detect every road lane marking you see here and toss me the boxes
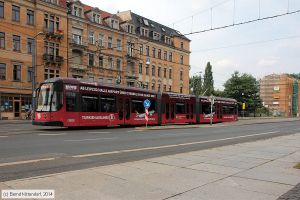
[72,131,280,158]
[38,133,67,136]
[0,136,8,138]
[88,132,111,134]
[127,130,144,133]
[0,157,57,167]
[64,137,116,142]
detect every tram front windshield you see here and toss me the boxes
[36,83,63,112]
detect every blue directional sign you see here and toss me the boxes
[143,99,151,109]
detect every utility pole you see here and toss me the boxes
[32,32,45,118]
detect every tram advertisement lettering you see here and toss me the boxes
[82,114,115,120]
[80,86,155,98]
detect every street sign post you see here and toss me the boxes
[143,99,151,128]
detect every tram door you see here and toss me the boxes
[124,98,131,124]
[216,104,222,122]
[118,97,124,124]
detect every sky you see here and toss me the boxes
[81,0,300,90]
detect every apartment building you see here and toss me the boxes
[0,0,191,119]
[260,74,299,117]
[67,0,138,85]
[117,11,191,94]
[0,0,68,119]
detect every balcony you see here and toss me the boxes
[126,54,139,62]
[70,39,87,51]
[70,64,87,71]
[126,71,138,80]
[43,54,64,65]
[43,28,64,40]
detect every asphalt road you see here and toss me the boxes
[0,120,300,181]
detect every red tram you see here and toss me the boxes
[33,78,237,127]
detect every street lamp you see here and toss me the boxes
[31,32,45,116]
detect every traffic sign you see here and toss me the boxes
[143,99,151,109]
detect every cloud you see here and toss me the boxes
[216,59,234,69]
[257,58,278,67]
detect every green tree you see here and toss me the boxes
[289,73,300,79]
[203,62,214,96]
[223,71,262,116]
[190,75,202,96]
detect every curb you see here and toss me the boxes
[135,119,300,131]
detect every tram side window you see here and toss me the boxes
[82,94,99,112]
[131,99,144,114]
[202,103,215,114]
[100,95,116,113]
[66,92,77,112]
[223,105,235,114]
[149,101,156,113]
[176,103,185,114]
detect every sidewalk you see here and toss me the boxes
[1,133,300,200]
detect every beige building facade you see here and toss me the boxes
[260,74,299,117]
[0,0,68,119]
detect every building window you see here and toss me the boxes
[0,32,5,49]
[108,37,112,48]
[0,1,3,18]
[146,65,149,75]
[180,87,183,93]
[169,52,173,62]
[158,49,161,59]
[1,96,13,112]
[152,47,156,58]
[139,44,143,55]
[163,85,166,92]
[151,83,155,90]
[158,84,161,92]
[152,65,155,76]
[116,59,121,71]
[72,33,82,45]
[27,38,34,54]
[139,63,142,74]
[107,78,113,84]
[127,24,134,33]
[108,57,113,69]
[169,69,172,79]
[169,86,172,92]
[88,31,94,44]
[44,41,59,56]
[13,64,21,81]
[144,82,149,89]
[13,35,20,51]
[158,67,161,77]
[12,5,20,22]
[99,56,103,68]
[0,63,6,80]
[181,42,184,49]
[117,39,122,51]
[27,10,34,25]
[163,68,167,78]
[146,46,149,56]
[89,77,94,81]
[27,66,33,82]
[93,13,100,23]
[44,14,59,32]
[88,53,94,66]
[73,6,82,17]
[98,33,103,47]
[44,68,59,79]
[180,71,183,81]
[164,51,167,60]
[180,55,184,64]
